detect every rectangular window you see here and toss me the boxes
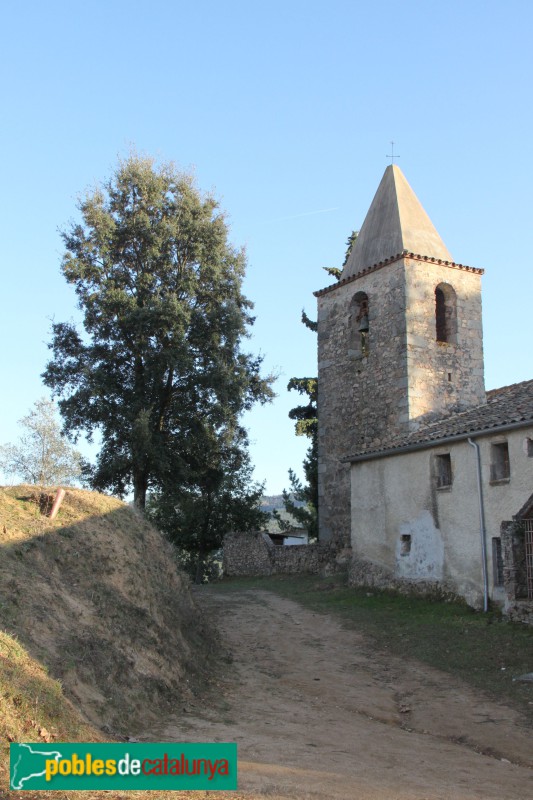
[490,442,510,482]
[492,537,504,587]
[400,534,412,556]
[435,453,452,488]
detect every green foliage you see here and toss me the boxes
[272,462,317,539]
[287,377,317,438]
[342,229,358,267]
[275,374,318,540]
[301,309,318,332]
[43,154,274,512]
[173,549,223,584]
[148,436,268,582]
[0,398,83,486]
[323,266,342,280]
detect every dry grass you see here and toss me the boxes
[0,628,106,794]
[0,633,252,800]
[0,486,247,799]
[0,486,222,735]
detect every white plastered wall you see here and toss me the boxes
[350,427,533,607]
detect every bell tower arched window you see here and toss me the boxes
[435,283,457,344]
[352,291,369,357]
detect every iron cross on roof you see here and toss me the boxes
[386,141,400,164]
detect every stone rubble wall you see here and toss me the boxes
[500,519,533,623]
[501,520,529,600]
[223,531,348,577]
[503,601,533,625]
[348,555,464,604]
[350,551,533,622]
[224,532,533,624]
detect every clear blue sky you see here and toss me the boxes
[1,0,531,493]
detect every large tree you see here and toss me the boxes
[0,397,82,486]
[43,154,273,510]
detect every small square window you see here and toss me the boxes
[400,534,411,555]
[490,442,510,483]
[435,453,452,488]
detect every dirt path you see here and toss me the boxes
[146,587,533,800]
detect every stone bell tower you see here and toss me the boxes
[316,165,485,544]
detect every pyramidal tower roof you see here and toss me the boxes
[343,165,453,279]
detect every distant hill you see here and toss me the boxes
[261,494,284,513]
[261,494,306,532]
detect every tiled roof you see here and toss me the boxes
[346,379,533,462]
[314,251,483,298]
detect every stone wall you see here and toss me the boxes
[225,531,533,622]
[403,260,485,423]
[501,520,529,600]
[350,536,533,622]
[501,512,533,623]
[316,256,484,546]
[503,601,533,626]
[316,259,407,546]
[348,555,462,604]
[223,531,274,576]
[223,531,345,577]
[504,600,533,625]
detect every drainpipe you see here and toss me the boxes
[468,438,489,612]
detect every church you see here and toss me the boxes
[315,165,533,615]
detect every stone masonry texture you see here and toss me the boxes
[223,531,345,577]
[316,256,485,545]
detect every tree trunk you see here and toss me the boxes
[194,555,205,585]
[133,471,148,511]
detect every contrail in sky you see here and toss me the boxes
[263,206,339,223]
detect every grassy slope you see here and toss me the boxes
[0,629,107,796]
[0,486,220,734]
[0,628,250,800]
[0,486,238,799]
[1,628,252,800]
